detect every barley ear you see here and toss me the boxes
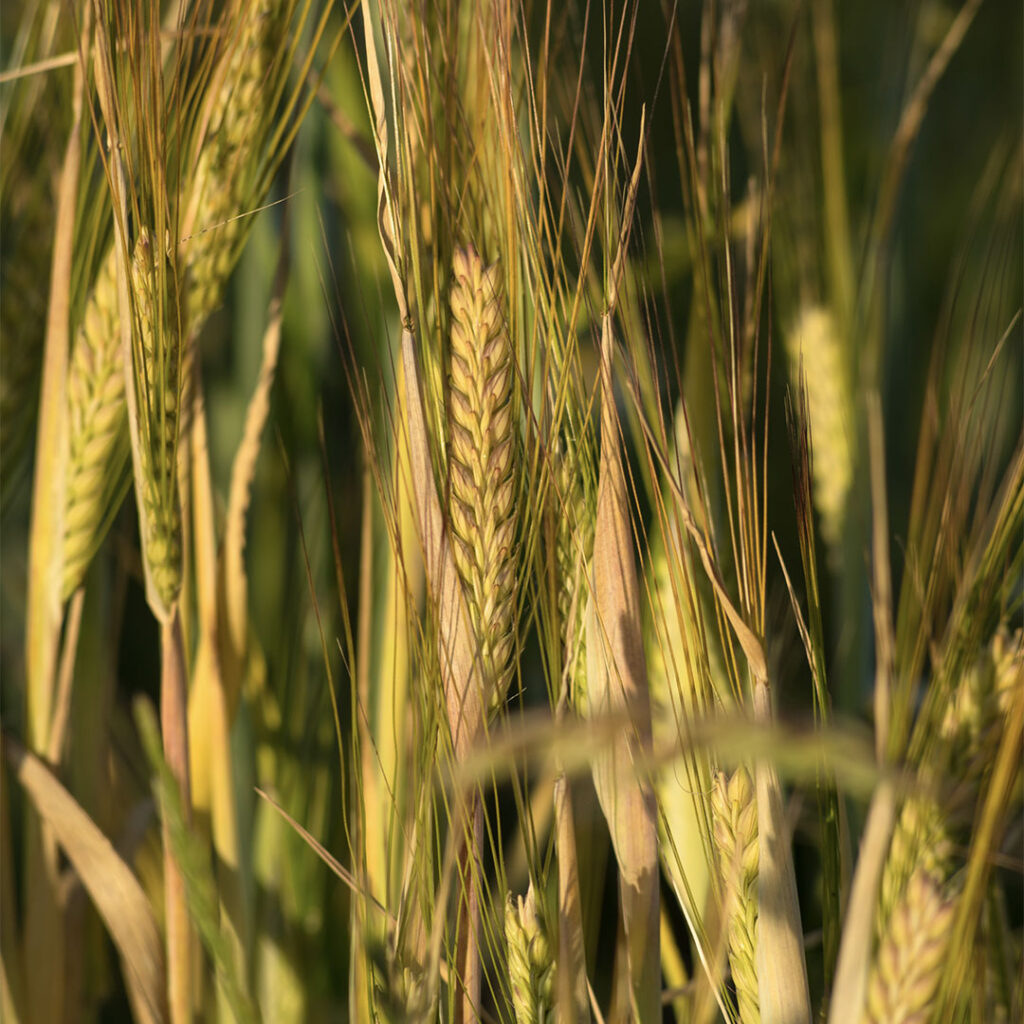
[877,797,950,933]
[61,249,129,599]
[447,245,517,716]
[505,886,555,1024]
[711,768,760,1024]
[61,0,290,599]
[785,306,852,556]
[554,445,593,707]
[864,869,955,1024]
[127,230,183,618]
[583,313,660,1023]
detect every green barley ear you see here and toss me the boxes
[447,244,517,715]
[505,886,555,1024]
[366,933,431,1024]
[784,305,852,556]
[864,869,955,1024]
[62,252,129,599]
[182,0,288,331]
[128,229,183,616]
[553,444,593,707]
[879,627,1023,929]
[711,767,760,1024]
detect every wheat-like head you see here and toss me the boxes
[864,868,955,1024]
[879,627,1022,930]
[184,0,284,331]
[130,229,183,613]
[60,0,288,599]
[447,244,516,715]
[785,305,852,556]
[553,445,593,705]
[505,887,555,1024]
[711,766,760,1024]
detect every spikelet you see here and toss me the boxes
[504,886,555,1024]
[784,306,852,554]
[940,627,1021,819]
[711,767,760,1024]
[863,869,955,1024]
[447,245,516,715]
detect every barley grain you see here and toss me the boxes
[131,230,183,613]
[184,0,283,331]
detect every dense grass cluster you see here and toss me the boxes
[1,1,1021,1022]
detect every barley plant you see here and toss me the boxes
[1,1,1021,1023]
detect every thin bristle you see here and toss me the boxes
[554,445,592,705]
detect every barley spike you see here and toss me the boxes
[447,244,516,715]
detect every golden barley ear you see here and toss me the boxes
[447,244,517,715]
[183,0,288,331]
[864,869,956,1024]
[129,229,184,614]
[60,0,294,600]
[878,627,1023,931]
[505,886,555,1024]
[62,248,129,599]
[784,305,852,557]
[711,767,760,1024]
